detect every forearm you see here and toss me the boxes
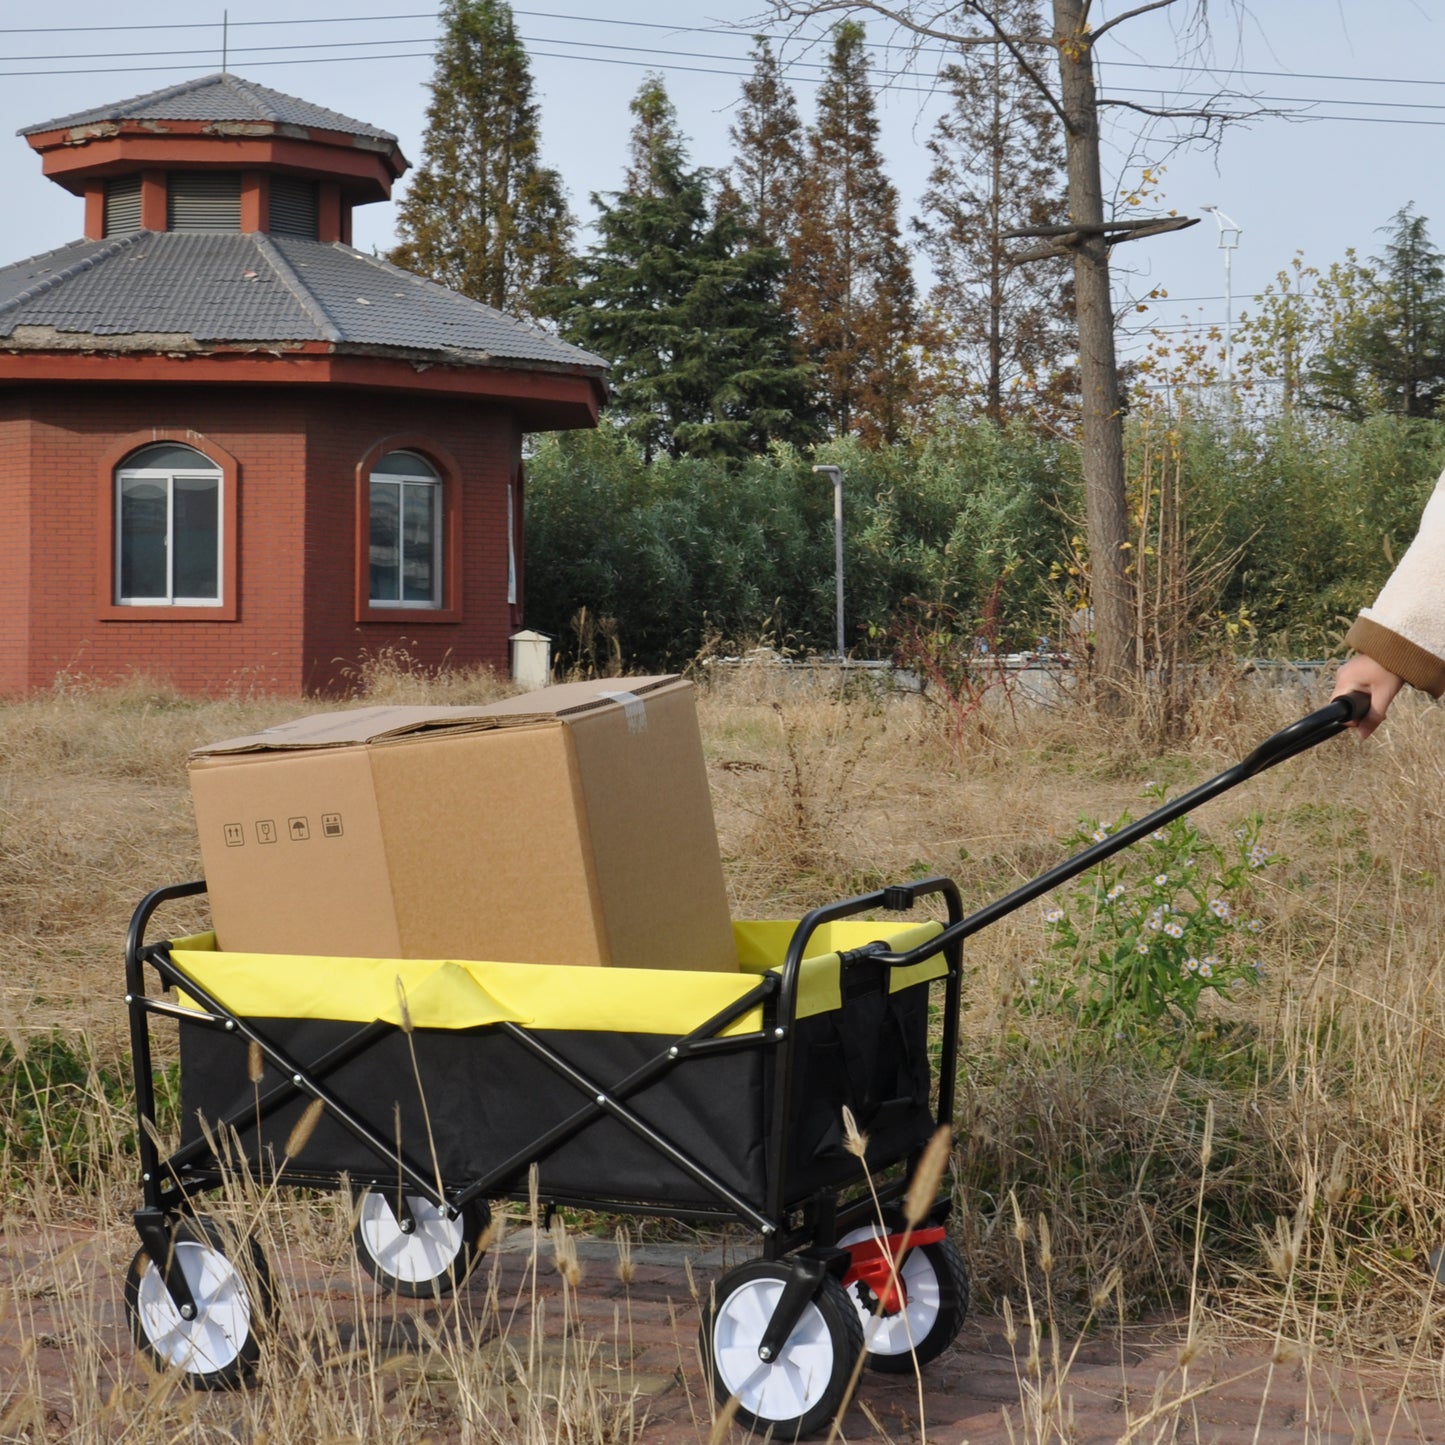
[1344,467,1445,698]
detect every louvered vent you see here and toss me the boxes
[167,172,241,231]
[269,176,319,239]
[103,175,143,236]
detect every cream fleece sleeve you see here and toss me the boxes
[1344,466,1445,697]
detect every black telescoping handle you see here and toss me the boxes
[871,691,1370,967]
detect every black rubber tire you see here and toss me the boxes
[839,1218,969,1372]
[124,1215,271,1389]
[700,1259,865,1439]
[351,1189,490,1297]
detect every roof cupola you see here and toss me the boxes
[20,72,409,245]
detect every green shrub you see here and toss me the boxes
[0,1032,175,1190]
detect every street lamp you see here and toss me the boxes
[1201,204,1243,380]
[811,464,845,659]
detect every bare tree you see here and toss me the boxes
[767,0,1250,697]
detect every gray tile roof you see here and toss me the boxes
[20,73,397,144]
[0,231,604,374]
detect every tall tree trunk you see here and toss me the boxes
[1052,0,1132,697]
[987,41,1004,423]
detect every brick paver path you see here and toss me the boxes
[6,1221,1445,1442]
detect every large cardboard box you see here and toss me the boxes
[188,677,737,972]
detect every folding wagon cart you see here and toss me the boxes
[120,693,1367,1438]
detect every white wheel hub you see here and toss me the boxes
[711,1277,835,1420]
[357,1193,464,1284]
[134,1239,252,1374]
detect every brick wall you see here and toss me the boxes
[0,398,32,694]
[303,395,521,692]
[7,382,523,696]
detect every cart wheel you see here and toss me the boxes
[700,1260,864,1439]
[838,1218,969,1372]
[352,1189,490,1297]
[124,1215,271,1389]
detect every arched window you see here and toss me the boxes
[369,450,442,608]
[115,443,223,606]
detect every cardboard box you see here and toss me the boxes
[188,677,738,972]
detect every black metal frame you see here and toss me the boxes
[122,693,1365,1354]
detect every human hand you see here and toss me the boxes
[1332,655,1405,739]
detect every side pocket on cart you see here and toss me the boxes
[793,1037,852,1165]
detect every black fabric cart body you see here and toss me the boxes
[129,895,962,1241]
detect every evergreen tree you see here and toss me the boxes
[789,21,918,446]
[727,37,806,254]
[390,0,572,318]
[914,0,1074,425]
[1302,208,1445,420]
[624,72,690,198]
[1362,205,1445,418]
[551,75,819,462]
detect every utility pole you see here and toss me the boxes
[1201,204,1243,380]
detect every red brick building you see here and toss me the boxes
[0,73,605,694]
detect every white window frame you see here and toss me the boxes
[369,456,444,610]
[114,456,224,607]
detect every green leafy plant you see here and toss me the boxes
[0,1033,177,1188]
[1038,784,1276,1034]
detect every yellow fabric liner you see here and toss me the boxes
[168,919,946,1037]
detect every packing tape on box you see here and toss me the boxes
[598,690,648,732]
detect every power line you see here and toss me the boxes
[7,27,1445,129]
[8,5,1445,105]
[0,12,434,33]
[0,52,439,80]
[1106,84,1445,116]
[3,6,1445,144]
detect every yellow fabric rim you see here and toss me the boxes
[168,918,947,1037]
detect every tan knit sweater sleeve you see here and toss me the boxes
[1344,466,1445,697]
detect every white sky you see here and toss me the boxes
[1,0,1441,367]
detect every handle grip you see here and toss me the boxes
[1337,689,1371,723]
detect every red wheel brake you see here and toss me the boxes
[841,1224,946,1315]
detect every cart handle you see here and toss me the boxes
[778,876,963,987]
[125,879,208,995]
[869,690,1369,969]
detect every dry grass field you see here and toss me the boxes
[3,659,1445,1441]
